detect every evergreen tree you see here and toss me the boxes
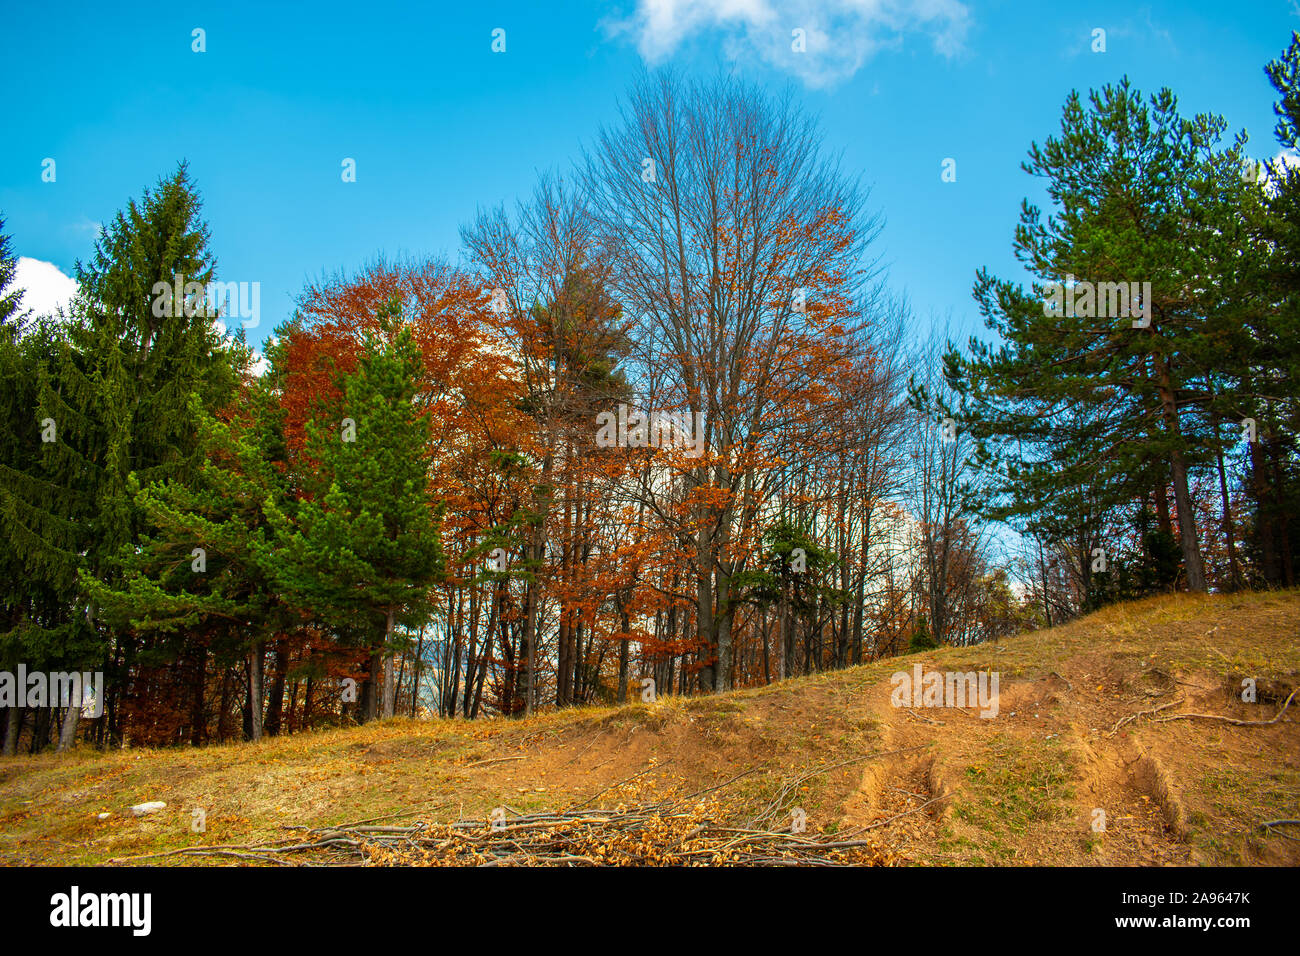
[84,374,289,742]
[266,297,443,722]
[735,521,840,678]
[1242,34,1300,587]
[0,218,57,752]
[0,216,24,329]
[909,614,937,652]
[2,165,245,746]
[945,79,1254,594]
[0,217,103,752]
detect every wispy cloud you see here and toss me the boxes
[605,0,971,89]
[67,217,103,238]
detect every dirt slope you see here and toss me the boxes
[1,590,1296,865]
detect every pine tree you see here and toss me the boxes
[945,79,1254,594]
[735,521,840,679]
[1242,34,1300,587]
[266,297,443,722]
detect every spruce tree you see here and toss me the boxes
[3,165,245,745]
[84,374,288,742]
[0,216,24,329]
[0,217,105,751]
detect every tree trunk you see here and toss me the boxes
[57,699,81,753]
[1154,355,1206,591]
[1247,439,1279,585]
[382,608,396,720]
[1271,439,1296,586]
[31,706,50,754]
[715,582,734,692]
[218,667,233,742]
[556,612,571,707]
[617,606,630,703]
[3,705,22,756]
[695,478,717,692]
[761,613,771,684]
[1037,537,1052,628]
[470,622,493,719]
[1214,440,1241,591]
[1168,449,1207,592]
[779,574,792,681]
[573,622,585,703]
[447,591,461,716]
[462,591,477,718]
[248,642,265,741]
[364,650,380,722]
[1153,482,1174,538]
[190,649,207,745]
[854,502,870,664]
[265,643,288,736]
[412,625,425,718]
[522,542,538,717]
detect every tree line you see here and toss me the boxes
[2,45,1297,751]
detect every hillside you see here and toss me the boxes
[1,591,1297,866]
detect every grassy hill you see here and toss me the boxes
[2,590,1297,866]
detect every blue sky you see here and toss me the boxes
[2,1,1296,353]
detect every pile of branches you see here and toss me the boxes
[117,798,904,866]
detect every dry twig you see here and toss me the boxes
[1152,690,1295,727]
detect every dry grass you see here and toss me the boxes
[1,589,1296,866]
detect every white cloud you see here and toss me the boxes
[245,335,276,377]
[13,257,78,318]
[606,0,971,88]
[1264,150,1300,196]
[1239,151,1300,198]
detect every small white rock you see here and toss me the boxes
[97,812,111,820]
[130,801,167,816]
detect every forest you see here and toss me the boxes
[2,36,1298,753]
